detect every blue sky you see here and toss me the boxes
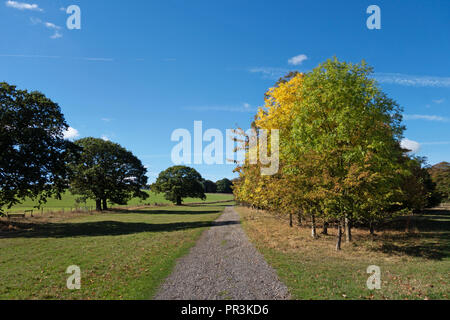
[1,0,449,182]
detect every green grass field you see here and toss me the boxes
[2,191,233,214]
[0,201,233,299]
[237,206,449,300]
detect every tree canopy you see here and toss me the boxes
[429,162,450,203]
[0,82,76,212]
[68,137,148,211]
[233,58,436,250]
[202,180,217,193]
[216,178,233,193]
[152,166,206,205]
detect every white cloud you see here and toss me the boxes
[403,114,449,122]
[243,103,251,109]
[50,31,62,39]
[63,127,80,140]
[5,0,43,11]
[28,17,63,39]
[401,138,421,153]
[101,118,112,122]
[45,22,60,30]
[101,135,110,141]
[288,54,308,66]
[375,73,450,88]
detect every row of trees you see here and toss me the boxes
[233,58,443,250]
[201,178,233,194]
[0,82,150,211]
[1,81,222,212]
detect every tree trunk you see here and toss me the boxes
[369,222,375,236]
[322,221,329,235]
[176,196,182,206]
[289,213,293,227]
[405,215,411,233]
[297,210,303,226]
[311,213,317,239]
[345,215,352,242]
[336,220,343,251]
[96,199,102,211]
[102,198,108,211]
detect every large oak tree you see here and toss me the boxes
[0,82,76,213]
[152,166,205,205]
[68,137,148,211]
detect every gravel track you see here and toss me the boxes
[154,206,290,300]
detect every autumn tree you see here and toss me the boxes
[288,58,406,249]
[234,58,409,250]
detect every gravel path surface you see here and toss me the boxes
[154,206,290,300]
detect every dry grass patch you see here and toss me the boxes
[237,206,449,300]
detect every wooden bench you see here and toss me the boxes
[5,210,33,219]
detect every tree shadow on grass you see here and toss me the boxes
[108,205,233,215]
[0,219,240,239]
[370,209,450,261]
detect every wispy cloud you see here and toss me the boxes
[433,98,445,104]
[0,54,60,58]
[29,17,63,39]
[80,57,114,62]
[0,54,116,61]
[50,31,62,39]
[248,67,290,80]
[5,0,43,12]
[44,22,60,30]
[101,135,110,142]
[401,138,421,153]
[288,54,308,66]
[185,103,257,113]
[374,73,450,88]
[63,127,80,140]
[101,118,113,122]
[421,141,450,146]
[403,114,449,122]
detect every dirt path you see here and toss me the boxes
[154,206,290,300]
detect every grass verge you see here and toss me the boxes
[0,203,232,299]
[236,206,449,300]
[2,192,234,214]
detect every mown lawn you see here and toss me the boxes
[2,192,233,213]
[0,202,232,299]
[237,206,449,300]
